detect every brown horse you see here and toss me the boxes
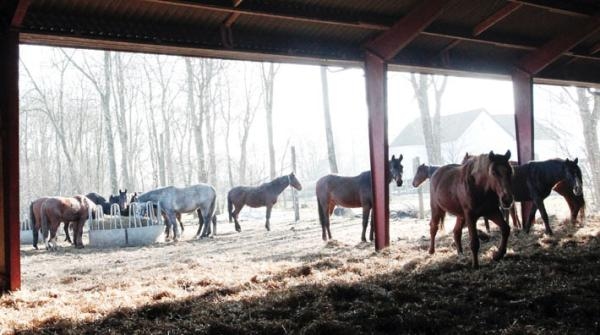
[428,151,513,268]
[228,173,302,232]
[40,195,97,250]
[316,155,404,242]
[29,196,73,250]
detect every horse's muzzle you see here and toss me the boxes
[396,180,403,187]
[573,185,583,196]
[500,195,514,210]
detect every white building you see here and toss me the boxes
[390,108,562,177]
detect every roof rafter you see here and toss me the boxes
[472,2,522,37]
[518,14,600,74]
[363,0,452,61]
[9,0,30,28]
[508,0,595,18]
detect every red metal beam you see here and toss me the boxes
[512,68,534,231]
[10,0,31,28]
[472,3,522,37]
[518,14,600,74]
[364,51,389,251]
[0,28,21,292]
[364,0,451,60]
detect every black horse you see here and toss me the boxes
[86,189,128,215]
[512,158,583,235]
[316,155,404,242]
[228,173,303,232]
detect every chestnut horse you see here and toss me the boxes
[228,173,303,232]
[40,195,97,250]
[29,196,72,250]
[316,155,404,242]
[428,151,513,268]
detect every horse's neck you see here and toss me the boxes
[268,176,289,194]
[537,160,565,185]
[427,166,439,177]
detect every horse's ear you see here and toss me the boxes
[504,150,511,160]
[119,189,122,193]
[399,154,403,161]
[124,189,127,193]
[488,151,495,160]
[391,155,396,160]
[574,158,578,164]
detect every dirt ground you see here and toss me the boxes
[1,196,599,334]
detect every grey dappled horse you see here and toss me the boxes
[136,184,217,240]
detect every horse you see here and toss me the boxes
[135,184,217,240]
[428,151,513,268]
[412,163,517,233]
[227,172,303,232]
[40,195,97,250]
[86,189,128,215]
[512,158,583,235]
[29,196,73,249]
[316,155,404,242]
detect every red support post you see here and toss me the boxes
[512,68,534,229]
[364,51,389,251]
[0,28,21,292]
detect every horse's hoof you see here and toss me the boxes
[235,228,242,233]
[492,251,504,261]
[428,249,435,255]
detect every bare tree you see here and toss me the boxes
[563,87,600,205]
[238,65,262,184]
[111,52,131,190]
[409,73,447,165]
[63,50,119,192]
[320,65,339,173]
[262,62,279,179]
[219,76,235,188]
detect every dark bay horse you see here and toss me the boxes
[512,158,583,235]
[29,196,72,249]
[316,155,404,242]
[135,184,217,240]
[40,195,97,250]
[228,172,302,232]
[86,189,128,215]
[428,151,513,268]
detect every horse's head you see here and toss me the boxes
[412,163,428,188]
[389,154,404,187]
[564,158,583,196]
[288,172,303,191]
[130,192,139,203]
[113,189,128,211]
[487,150,514,209]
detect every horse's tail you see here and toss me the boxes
[227,193,233,223]
[30,201,39,249]
[579,196,586,223]
[40,202,49,247]
[317,196,326,229]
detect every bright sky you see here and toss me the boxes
[19,45,586,180]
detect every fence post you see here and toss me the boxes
[413,157,424,219]
[291,146,300,222]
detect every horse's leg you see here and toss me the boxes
[49,220,59,251]
[326,202,334,240]
[535,197,553,235]
[510,206,521,229]
[233,203,243,233]
[177,212,184,232]
[165,211,179,241]
[453,217,464,255]
[464,213,480,269]
[195,209,204,237]
[524,202,539,234]
[265,204,272,231]
[428,207,443,254]
[487,210,510,262]
[64,221,73,244]
[361,206,370,242]
[484,218,490,233]
[74,219,85,248]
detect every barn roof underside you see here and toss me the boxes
[2,0,600,86]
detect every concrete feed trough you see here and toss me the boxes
[87,203,164,248]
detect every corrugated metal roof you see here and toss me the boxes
[7,0,600,85]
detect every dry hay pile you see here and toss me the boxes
[1,212,600,334]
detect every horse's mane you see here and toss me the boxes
[461,153,492,182]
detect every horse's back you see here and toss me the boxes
[429,164,464,215]
[316,172,367,208]
[170,184,216,213]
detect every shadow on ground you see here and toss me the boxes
[14,223,600,335]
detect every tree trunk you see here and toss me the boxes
[112,53,131,190]
[262,62,278,179]
[320,66,339,173]
[576,88,600,205]
[156,56,174,185]
[409,73,444,165]
[102,52,119,193]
